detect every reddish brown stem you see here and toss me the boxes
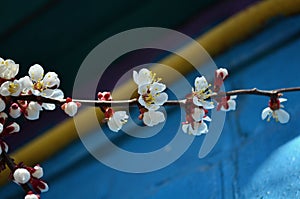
[9,87,300,106]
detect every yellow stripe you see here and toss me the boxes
[1,0,300,186]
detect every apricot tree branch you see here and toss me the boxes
[9,86,300,106]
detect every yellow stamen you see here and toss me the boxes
[34,81,44,91]
[8,83,19,94]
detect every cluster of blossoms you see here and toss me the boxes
[133,69,167,127]
[98,92,129,132]
[0,57,81,198]
[182,68,237,136]
[13,164,48,198]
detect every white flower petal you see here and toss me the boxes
[31,89,41,96]
[107,117,119,132]
[182,123,197,135]
[203,115,212,122]
[216,68,228,79]
[25,102,42,120]
[42,103,56,110]
[29,64,44,82]
[138,96,146,107]
[194,76,208,91]
[32,165,43,179]
[261,107,272,120]
[9,104,22,118]
[13,168,30,184]
[43,72,60,88]
[39,181,49,192]
[1,63,19,79]
[133,68,152,85]
[8,122,20,133]
[153,92,168,105]
[19,76,33,91]
[25,193,39,199]
[182,123,189,134]
[107,111,128,132]
[64,102,78,117]
[198,122,209,135]
[50,89,64,99]
[151,82,166,93]
[143,110,165,126]
[227,99,236,111]
[40,89,54,98]
[0,98,5,112]
[0,123,3,134]
[146,104,160,111]
[192,108,205,122]
[279,98,287,103]
[0,82,11,96]
[276,109,290,124]
[201,100,215,109]
[137,84,149,95]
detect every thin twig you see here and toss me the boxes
[8,87,300,107]
[1,151,32,193]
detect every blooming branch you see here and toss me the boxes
[0,57,299,199]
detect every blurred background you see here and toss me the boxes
[1,0,300,198]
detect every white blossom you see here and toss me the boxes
[261,98,289,124]
[0,80,22,96]
[22,64,62,98]
[25,193,40,199]
[32,165,43,179]
[182,107,211,136]
[63,101,78,117]
[25,102,42,120]
[0,58,19,79]
[216,68,228,79]
[107,111,129,132]
[192,76,214,109]
[138,82,168,110]
[133,68,152,86]
[218,95,237,112]
[182,121,208,136]
[143,110,165,126]
[13,168,31,184]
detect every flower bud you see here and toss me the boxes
[25,192,40,199]
[0,98,5,112]
[63,101,78,117]
[32,165,43,179]
[9,103,22,118]
[13,168,30,184]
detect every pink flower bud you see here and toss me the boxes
[32,165,43,179]
[25,191,40,199]
[98,91,112,101]
[4,122,20,134]
[9,103,22,118]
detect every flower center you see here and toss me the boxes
[34,81,44,91]
[194,88,212,101]
[143,93,155,105]
[8,83,19,94]
[269,99,280,110]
